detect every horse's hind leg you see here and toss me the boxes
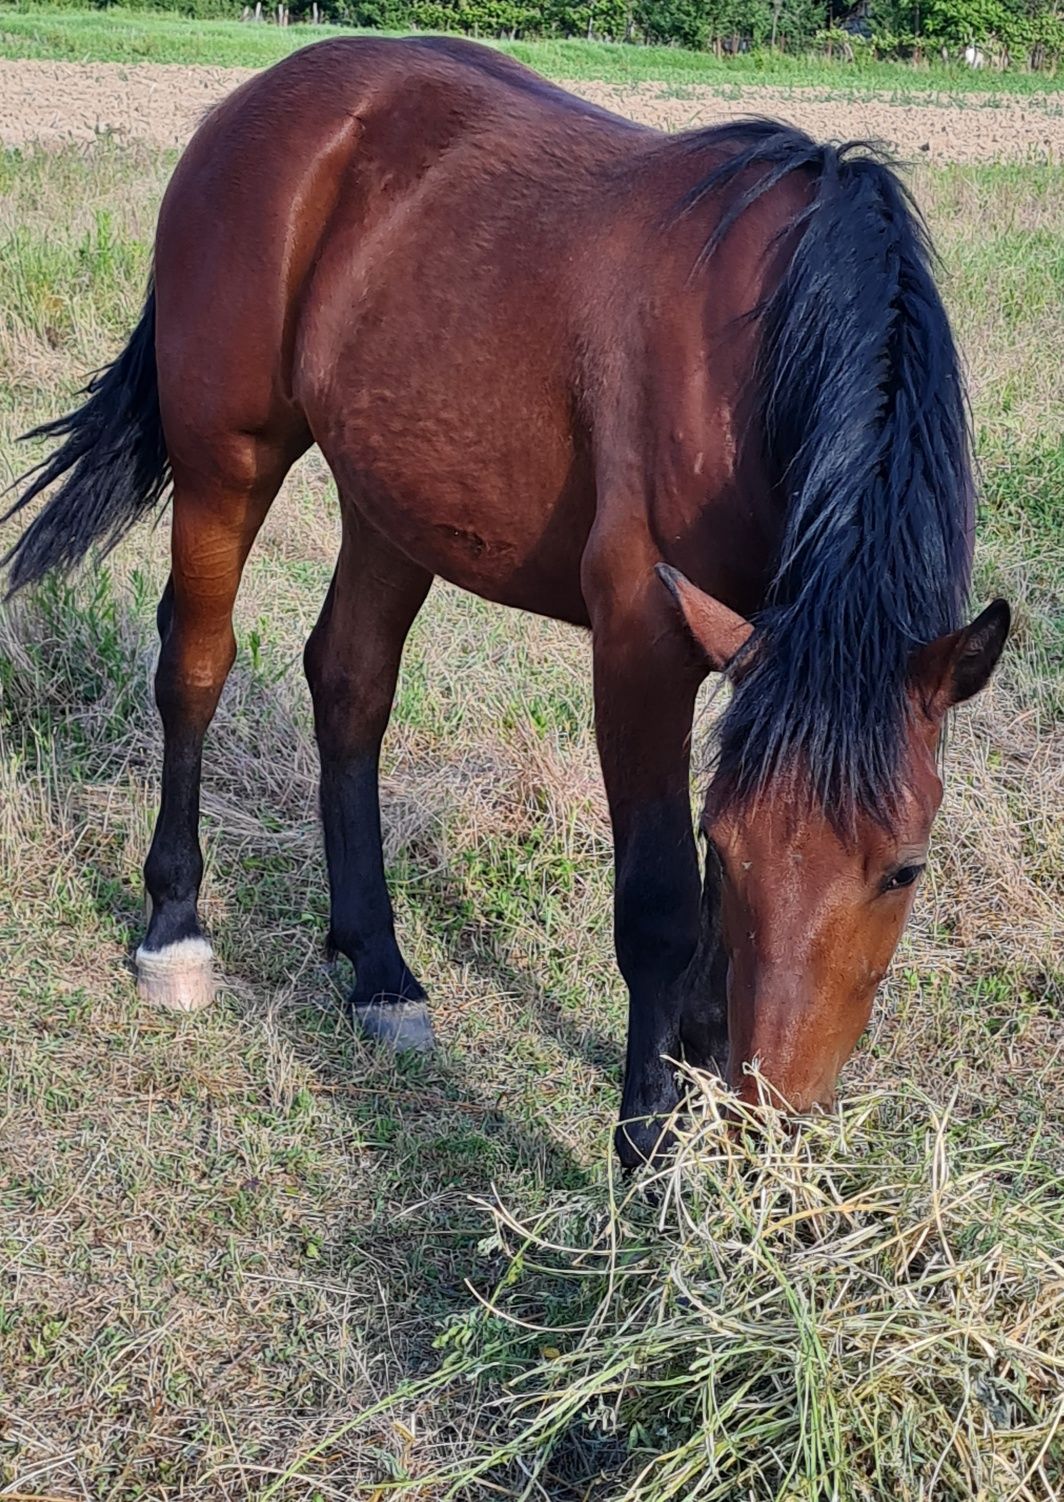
[137,446,292,1010]
[304,510,433,1050]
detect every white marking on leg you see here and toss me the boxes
[135,936,215,1013]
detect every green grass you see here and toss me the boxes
[3,3,1064,95]
[0,142,1061,1498]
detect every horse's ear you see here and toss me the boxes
[910,599,1011,717]
[656,564,753,671]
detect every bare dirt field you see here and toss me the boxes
[2,56,1063,160]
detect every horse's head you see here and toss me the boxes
[659,565,1010,1112]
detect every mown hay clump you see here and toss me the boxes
[375,1071,1064,1501]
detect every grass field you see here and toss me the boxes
[0,83,1062,1502]
[3,3,1064,95]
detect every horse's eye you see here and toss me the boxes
[883,863,925,893]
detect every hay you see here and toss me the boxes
[352,1070,1064,1501]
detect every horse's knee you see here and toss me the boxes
[304,636,392,757]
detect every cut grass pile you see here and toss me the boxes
[0,134,1060,1498]
[3,5,1064,95]
[312,1071,1064,1500]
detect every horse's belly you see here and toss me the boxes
[296,217,595,624]
[321,413,594,626]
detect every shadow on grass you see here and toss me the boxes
[402,865,625,1083]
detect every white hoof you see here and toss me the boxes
[135,936,215,1013]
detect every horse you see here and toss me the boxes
[2,36,1009,1165]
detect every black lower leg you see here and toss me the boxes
[136,563,238,1011]
[303,530,432,1031]
[589,612,706,1169]
[677,844,729,1077]
[143,726,208,950]
[613,800,702,1165]
[142,569,222,954]
[319,752,425,1007]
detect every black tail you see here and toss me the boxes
[2,285,170,597]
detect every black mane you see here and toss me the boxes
[683,122,973,826]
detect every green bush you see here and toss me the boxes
[53,0,1064,64]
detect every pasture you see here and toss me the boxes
[0,28,1061,1501]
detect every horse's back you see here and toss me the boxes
[160,34,646,260]
[153,38,642,506]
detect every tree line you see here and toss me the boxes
[93,0,1064,68]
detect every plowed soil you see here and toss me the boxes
[2,57,1062,161]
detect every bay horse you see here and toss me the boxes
[3,37,1009,1165]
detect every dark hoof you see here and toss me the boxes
[615,1115,678,1172]
[353,997,436,1054]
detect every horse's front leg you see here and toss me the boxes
[677,842,730,1079]
[589,596,706,1167]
